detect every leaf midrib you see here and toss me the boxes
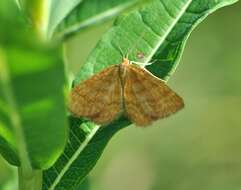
[48,125,100,190]
[145,0,193,63]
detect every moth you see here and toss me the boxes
[70,57,184,127]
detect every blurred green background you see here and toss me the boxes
[1,2,241,190]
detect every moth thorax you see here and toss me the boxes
[119,58,130,79]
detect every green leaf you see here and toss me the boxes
[74,0,238,84]
[75,178,90,190]
[43,0,238,189]
[43,117,130,190]
[0,1,68,170]
[146,0,240,80]
[47,0,83,38]
[55,0,145,38]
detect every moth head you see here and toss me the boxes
[122,57,130,66]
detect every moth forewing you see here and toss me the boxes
[123,63,184,127]
[70,65,123,125]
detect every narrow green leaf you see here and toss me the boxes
[146,0,239,80]
[55,0,144,38]
[43,117,130,190]
[47,0,83,38]
[43,0,238,189]
[75,178,90,190]
[0,1,68,169]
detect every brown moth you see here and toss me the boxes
[70,58,184,127]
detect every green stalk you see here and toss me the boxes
[19,0,50,40]
[18,168,42,190]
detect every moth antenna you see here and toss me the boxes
[116,43,125,58]
[126,52,129,59]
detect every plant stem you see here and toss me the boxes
[19,0,50,40]
[18,168,42,190]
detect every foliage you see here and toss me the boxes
[0,0,239,189]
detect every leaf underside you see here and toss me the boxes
[47,0,83,37]
[55,0,143,38]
